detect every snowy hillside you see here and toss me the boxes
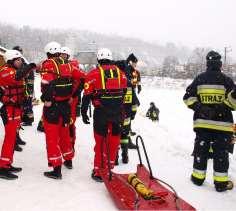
[0,76,236,211]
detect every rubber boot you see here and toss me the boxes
[121,143,129,164]
[115,152,119,166]
[215,181,234,192]
[44,166,62,179]
[128,137,137,149]
[8,165,22,173]
[64,160,73,169]
[14,144,23,152]
[91,169,103,182]
[0,168,18,180]
[37,119,44,132]
[16,133,26,145]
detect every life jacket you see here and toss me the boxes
[43,58,74,101]
[0,65,25,106]
[94,65,124,110]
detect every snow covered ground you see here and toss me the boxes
[0,76,236,211]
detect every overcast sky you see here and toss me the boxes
[1,0,236,56]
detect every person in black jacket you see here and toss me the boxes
[114,54,139,165]
[183,50,234,192]
[146,102,159,121]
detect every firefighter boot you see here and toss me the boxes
[44,166,62,179]
[115,152,119,166]
[191,175,204,186]
[129,130,136,136]
[215,181,234,192]
[37,119,44,132]
[8,165,22,173]
[14,144,23,152]
[128,137,137,149]
[121,143,129,164]
[64,160,73,169]
[0,168,18,180]
[16,133,26,145]
[91,169,103,182]
[22,113,34,126]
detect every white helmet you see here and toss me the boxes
[4,50,22,62]
[44,41,61,54]
[97,48,112,61]
[61,46,72,57]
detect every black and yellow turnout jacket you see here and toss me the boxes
[183,66,235,134]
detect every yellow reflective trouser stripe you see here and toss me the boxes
[55,83,73,87]
[213,172,229,182]
[184,97,198,106]
[194,119,233,132]
[192,172,206,180]
[132,105,138,111]
[101,96,122,99]
[25,89,29,96]
[213,176,228,182]
[209,146,213,153]
[123,118,131,126]
[121,139,129,144]
[27,80,34,84]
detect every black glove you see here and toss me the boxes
[137,85,142,94]
[82,114,90,124]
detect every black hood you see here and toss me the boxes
[206,60,222,72]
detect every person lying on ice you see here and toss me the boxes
[81,48,127,182]
[146,102,159,121]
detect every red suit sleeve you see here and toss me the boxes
[0,66,17,86]
[83,69,96,96]
[40,60,57,84]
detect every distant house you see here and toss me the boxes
[0,45,7,67]
[174,65,185,72]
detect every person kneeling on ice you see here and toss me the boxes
[81,48,127,182]
[146,102,159,121]
[183,50,234,192]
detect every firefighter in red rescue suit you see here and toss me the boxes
[60,47,86,150]
[81,48,127,182]
[0,50,36,180]
[40,42,84,179]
